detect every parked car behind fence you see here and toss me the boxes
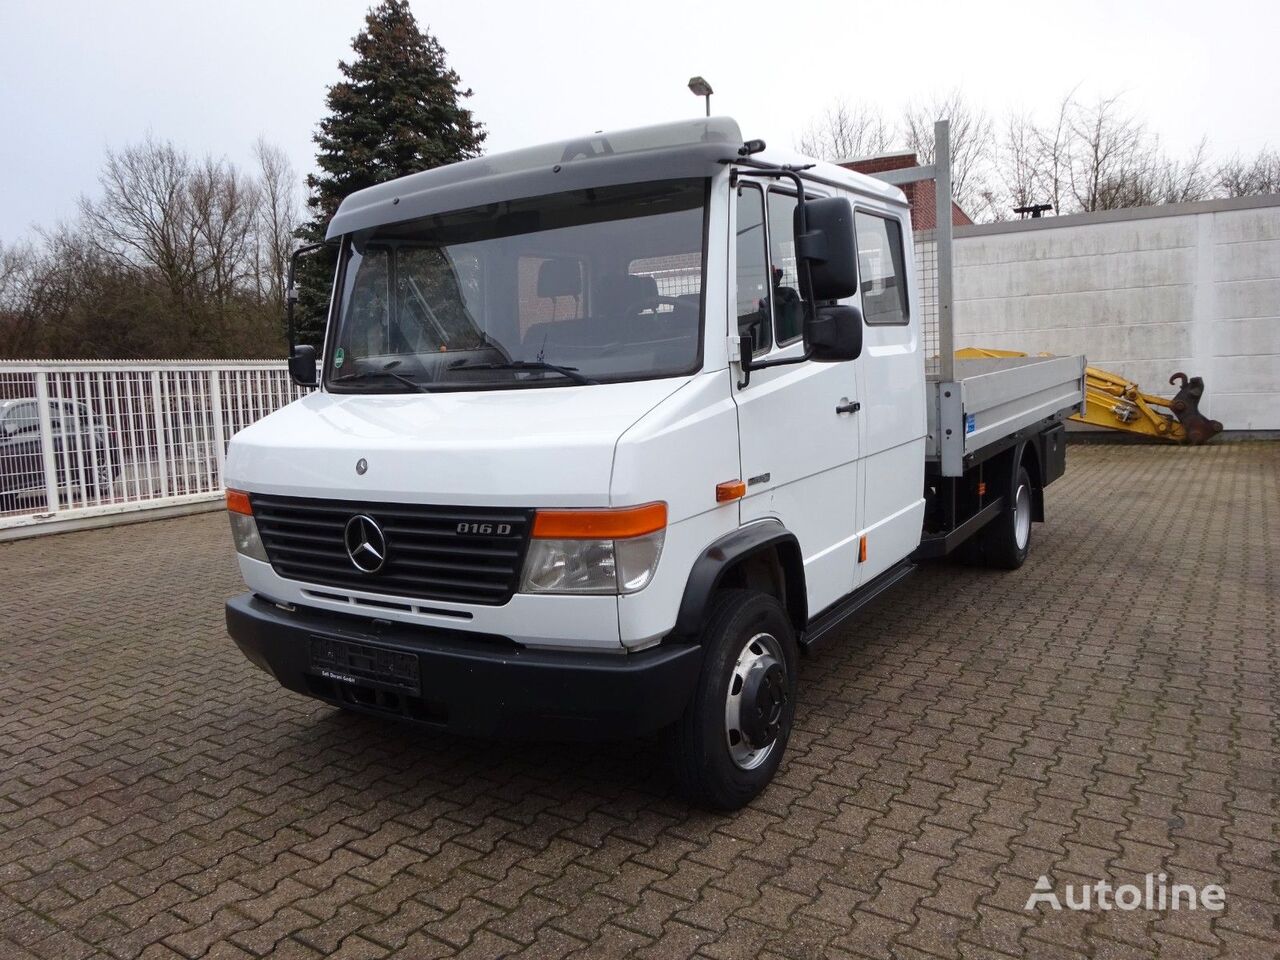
[0,397,117,511]
[0,361,309,530]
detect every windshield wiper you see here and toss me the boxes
[330,370,429,392]
[446,359,597,386]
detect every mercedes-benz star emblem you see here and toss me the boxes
[356,458,368,476]
[344,514,386,573]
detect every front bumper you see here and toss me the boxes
[225,593,702,739]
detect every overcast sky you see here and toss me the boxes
[2,0,1277,242]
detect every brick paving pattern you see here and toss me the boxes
[1,443,1277,959]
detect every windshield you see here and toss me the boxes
[325,178,707,392]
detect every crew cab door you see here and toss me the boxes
[730,179,863,616]
[850,206,927,582]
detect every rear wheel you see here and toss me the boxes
[982,464,1033,569]
[667,589,798,811]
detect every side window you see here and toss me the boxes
[854,212,909,325]
[735,183,771,356]
[765,191,804,345]
[3,402,38,435]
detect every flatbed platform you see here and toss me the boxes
[927,353,1086,476]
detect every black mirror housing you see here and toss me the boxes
[804,304,863,363]
[288,344,318,387]
[795,196,858,302]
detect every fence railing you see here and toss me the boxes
[0,360,309,536]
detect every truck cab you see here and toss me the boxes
[224,117,1079,809]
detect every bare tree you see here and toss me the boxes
[1029,89,1078,215]
[79,137,202,299]
[797,100,894,162]
[253,137,300,314]
[1067,94,1158,211]
[1155,137,1213,204]
[0,240,32,309]
[1218,146,1280,196]
[0,240,36,355]
[902,90,994,214]
[6,135,303,359]
[189,155,260,305]
[998,111,1042,213]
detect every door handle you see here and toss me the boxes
[835,399,860,415]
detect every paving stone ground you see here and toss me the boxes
[0,442,1277,960]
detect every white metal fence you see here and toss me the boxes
[0,360,308,537]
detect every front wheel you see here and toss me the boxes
[667,589,798,811]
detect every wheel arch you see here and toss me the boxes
[986,436,1043,523]
[670,521,807,641]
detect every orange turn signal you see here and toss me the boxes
[532,502,667,540]
[715,480,746,502]
[226,489,253,516]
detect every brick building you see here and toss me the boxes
[839,151,972,229]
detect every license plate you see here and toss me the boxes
[309,636,421,695]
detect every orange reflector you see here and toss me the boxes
[532,502,667,539]
[858,535,868,563]
[977,481,987,496]
[226,489,253,515]
[716,480,747,502]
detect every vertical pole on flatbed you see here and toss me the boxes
[934,119,955,383]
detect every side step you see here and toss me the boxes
[912,496,1005,560]
[800,559,914,652]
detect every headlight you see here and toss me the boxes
[520,503,666,595]
[226,489,269,562]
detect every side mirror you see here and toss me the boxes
[804,304,863,363]
[795,196,858,302]
[288,344,318,387]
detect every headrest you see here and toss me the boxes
[536,258,582,298]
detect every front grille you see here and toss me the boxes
[251,494,534,606]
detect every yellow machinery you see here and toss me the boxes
[956,348,1223,445]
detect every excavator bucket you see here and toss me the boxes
[1167,373,1224,445]
[954,348,1223,445]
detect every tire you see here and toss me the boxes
[667,589,798,811]
[980,464,1034,570]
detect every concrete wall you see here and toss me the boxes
[951,194,1280,430]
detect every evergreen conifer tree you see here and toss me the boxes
[293,1,484,346]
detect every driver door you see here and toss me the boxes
[730,179,864,616]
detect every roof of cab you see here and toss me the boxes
[326,116,906,239]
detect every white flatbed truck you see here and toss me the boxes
[223,117,1085,809]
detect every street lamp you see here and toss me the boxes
[687,76,713,117]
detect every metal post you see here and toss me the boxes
[150,370,170,499]
[34,372,60,515]
[934,119,955,382]
[209,369,226,485]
